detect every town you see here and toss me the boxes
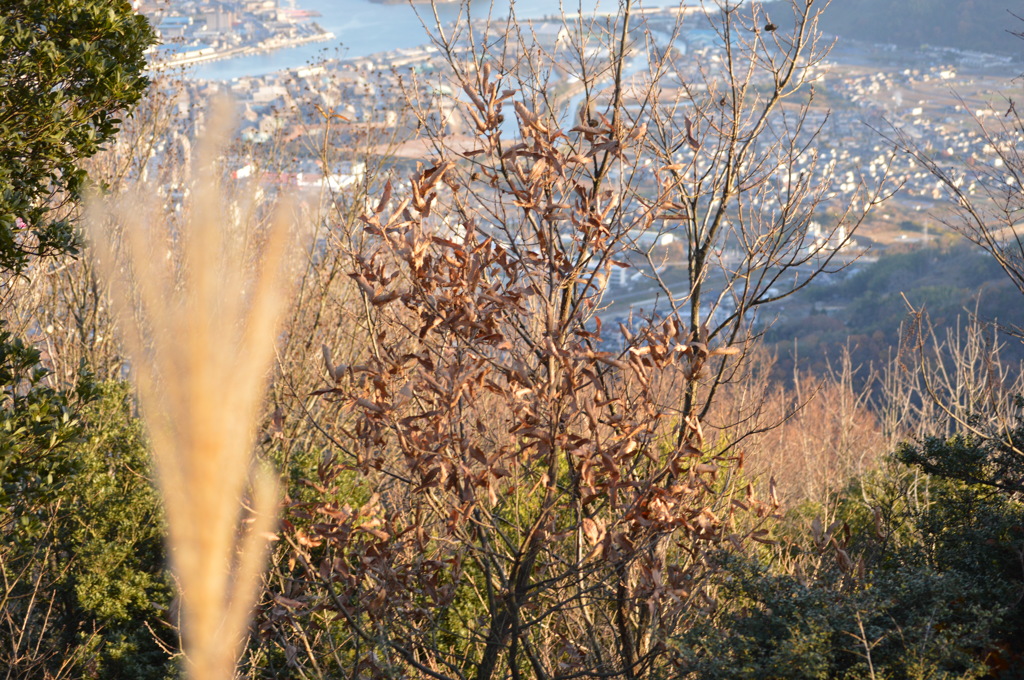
[138,0,1023,322]
[139,0,334,69]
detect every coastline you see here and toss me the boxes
[148,30,336,72]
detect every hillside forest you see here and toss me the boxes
[3,1,1024,679]
[814,0,1023,56]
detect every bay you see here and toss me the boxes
[189,0,681,80]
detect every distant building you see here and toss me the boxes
[157,15,192,39]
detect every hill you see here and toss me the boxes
[765,0,1023,56]
[765,243,1024,379]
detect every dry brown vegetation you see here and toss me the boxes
[7,1,1024,679]
[85,99,306,680]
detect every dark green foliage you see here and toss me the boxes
[680,553,1000,680]
[897,413,1024,494]
[61,381,174,680]
[681,418,1024,679]
[893,424,1024,660]
[676,557,839,680]
[0,329,85,535]
[0,3,165,676]
[0,330,89,677]
[0,377,173,679]
[0,0,155,272]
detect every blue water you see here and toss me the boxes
[189,0,682,79]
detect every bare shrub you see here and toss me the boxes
[251,0,895,677]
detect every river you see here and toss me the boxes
[190,0,682,80]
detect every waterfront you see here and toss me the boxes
[189,0,682,79]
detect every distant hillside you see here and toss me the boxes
[765,243,1024,382]
[764,0,1022,56]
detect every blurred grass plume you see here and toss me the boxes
[86,97,301,680]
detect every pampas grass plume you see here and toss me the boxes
[86,98,300,680]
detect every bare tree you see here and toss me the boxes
[256,1,896,678]
[637,0,897,437]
